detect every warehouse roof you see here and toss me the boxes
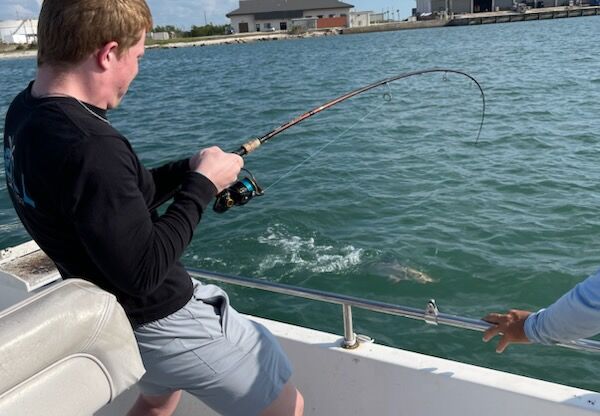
[227,0,354,17]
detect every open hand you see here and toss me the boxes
[482,309,532,353]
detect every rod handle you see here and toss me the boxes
[234,138,261,157]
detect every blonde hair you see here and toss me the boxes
[37,0,153,67]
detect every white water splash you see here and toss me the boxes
[257,225,363,274]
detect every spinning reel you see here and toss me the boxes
[213,169,263,213]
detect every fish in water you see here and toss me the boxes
[375,261,435,284]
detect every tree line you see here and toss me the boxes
[152,24,231,38]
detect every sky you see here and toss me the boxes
[0,0,414,29]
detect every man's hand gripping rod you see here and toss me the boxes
[212,139,264,213]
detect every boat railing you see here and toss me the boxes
[187,267,600,354]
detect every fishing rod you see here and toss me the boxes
[213,68,486,213]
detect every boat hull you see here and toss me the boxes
[97,316,600,415]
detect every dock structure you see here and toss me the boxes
[342,5,599,34]
[450,5,600,25]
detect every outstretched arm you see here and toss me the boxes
[483,269,600,352]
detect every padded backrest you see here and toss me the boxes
[0,279,145,416]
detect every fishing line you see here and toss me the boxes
[212,69,486,213]
[148,69,486,213]
[232,68,486,158]
[264,83,393,192]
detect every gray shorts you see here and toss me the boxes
[133,281,292,416]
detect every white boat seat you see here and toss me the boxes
[0,278,145,416]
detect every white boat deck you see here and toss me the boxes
[1,241,599,415]
[98,314,600,415]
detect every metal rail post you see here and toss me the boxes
[342,304,358,349]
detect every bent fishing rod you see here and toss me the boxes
[212,68,486,213]
[150,68,486,212]
[232,68,485,158]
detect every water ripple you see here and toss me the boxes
[2,16,600,391]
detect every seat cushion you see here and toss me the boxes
[0,279,145,415]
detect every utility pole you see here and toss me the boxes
[204,11,207,26]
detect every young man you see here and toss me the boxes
[3,1,304,415]
[483,269,600,353]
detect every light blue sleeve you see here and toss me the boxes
[524,269,600,345]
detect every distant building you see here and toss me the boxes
[349,11,371,27]
[226,0,353,33]
[0,19,37,44]
[290,17,318,31]
[416,0,571,14]
[369,12,385,23]
[147,32,171,41]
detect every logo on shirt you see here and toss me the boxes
[4,135,35,208]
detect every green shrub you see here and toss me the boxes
[188,24,228,37]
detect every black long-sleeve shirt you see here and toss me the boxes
[3,82,216,325]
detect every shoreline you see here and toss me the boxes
[0,50,36,60]
[145,30,336,49]
[2,8,597,60]
[0,30,335,60]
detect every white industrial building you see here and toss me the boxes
[415,0,570,13]
[349,11,371,27]
[226,0,353,33]
[0,19,37,44]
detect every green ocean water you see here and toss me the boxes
[2,17,600,390]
